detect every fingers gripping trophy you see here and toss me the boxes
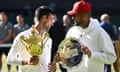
[20,26,49,65]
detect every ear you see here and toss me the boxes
[41,15,47,21]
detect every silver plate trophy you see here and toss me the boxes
[57,38,83,67]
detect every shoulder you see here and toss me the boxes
[68,26,79,32]
[47,37,52,43]
[7,22,13,26]
[13,24,19,27]
[7,22,12,25]
[89,18,108,35]
[67,26,81,34]
[24,24,29,27]
[15,29,30,38]
[6,22,13,26]
[66,26,80,38]
[97,25,111,39]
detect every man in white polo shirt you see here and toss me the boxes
[7,5,56,72]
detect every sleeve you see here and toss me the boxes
[7,36,23,65]
[26,24,29,29]
[90,30,117,64]
[13,27,17,34]
[46,38,52,64]
[44,38,52,71]
[7,22,13,30]
[13,25,19,35]
[66,28,72,38]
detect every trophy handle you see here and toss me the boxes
[21,40,29,48]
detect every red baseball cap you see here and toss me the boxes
[67,0,91,16]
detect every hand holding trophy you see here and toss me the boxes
[20,26,49,65]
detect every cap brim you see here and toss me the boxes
[67,10,77,16]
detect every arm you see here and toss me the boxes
[3,29,12,42]
[12,26,18,38]
[12,32,16,38]
[7,36,24,65]
[0,29,12,44]
[90,30,117,64]
[44,38,52,71]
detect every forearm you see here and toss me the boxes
[7,56,22,65]
[92,32,117,64]
[1,30,12,43]
[90,51,116,64]
[7,38,24,65]
[1,37,11,43]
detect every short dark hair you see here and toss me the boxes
[35,5,54,21]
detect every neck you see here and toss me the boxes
[81,20,89,28]
[1,21,7,24]
[82,23,89,28]
[19,23,24,27]
[34,22,45,34]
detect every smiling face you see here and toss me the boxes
[46,14,56,28]
[41,13,55,31]
[34,6,55,32]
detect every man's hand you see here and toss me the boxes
[81,46,91,58]
[30,56,39,65]
[48,62,56,72]
[22,59,29,65]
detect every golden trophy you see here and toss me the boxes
[20,26,49,63]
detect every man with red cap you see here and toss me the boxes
[65,0,116,72]
[48,0,116,72]
[49,0,116,72]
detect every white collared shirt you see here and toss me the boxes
[7,28,52,72]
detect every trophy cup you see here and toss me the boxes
[57,38,83,67]
[20,26,49,65]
